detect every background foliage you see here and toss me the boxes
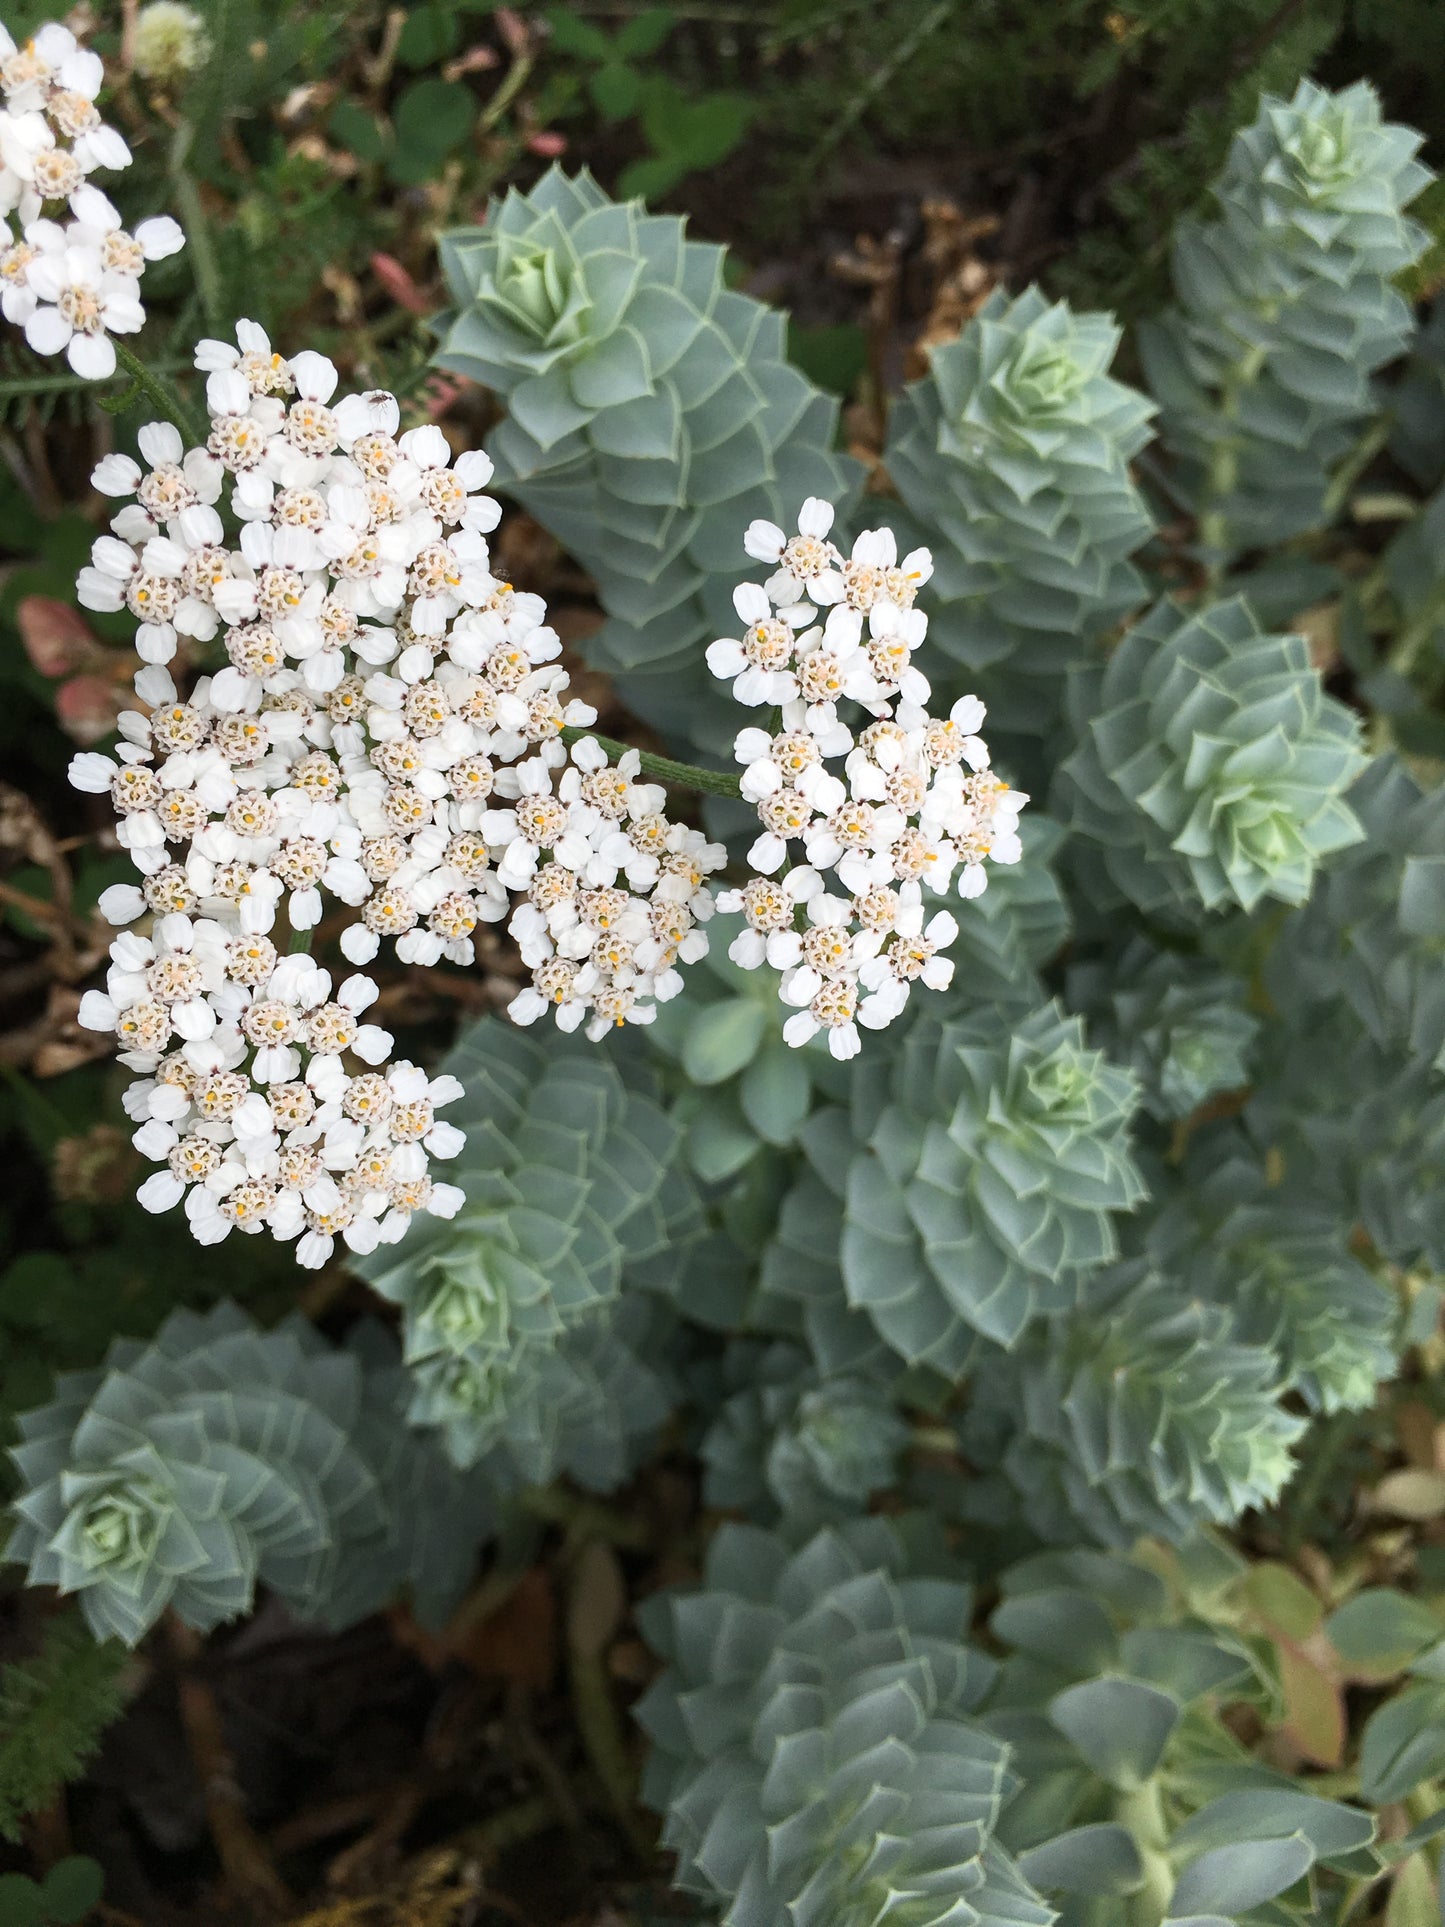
[0,3,1444,1925]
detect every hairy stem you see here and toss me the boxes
[559,725,742,799]
[111,341,202,443]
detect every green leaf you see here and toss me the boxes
[1359,1682,1445,1802]
[1326,1590,1442,1675]
[1170,1790,1375,1865]
[615,7,675,56]
[1397,1807,1445,1857]
[329,97,389,164]
[545,9,614,59]
[1018,1824,1146,1897]
[1170,1835,1316,1916]
[1048,1675,1181,1789]
[739,1045,812,1146]
[992,1588,1117,1674]
[38,1859,103,1924]
[390,78,476,178]
[640,84,754,167]
[681,1000,769,1086]
[397,4,459,66]
[0,1619,126,1843]
[1118,1628,1251,1702]
[686,1100,760,1184]
[1244,1561,1323,1640]
[590,61,641,120]
[787,321,868,398]
[0,1875,43,1927]
[617,152,688,202]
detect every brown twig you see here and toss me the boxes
[267,1788,395,1857]
[165,1614,294,1916]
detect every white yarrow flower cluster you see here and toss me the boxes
[70,322,586,971]
[78,915,467,1268]
[712,499,1028,1059]
[500,737,725,1041]
[0,20,183,377]
[68,322,727,1250]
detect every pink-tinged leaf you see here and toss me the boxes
[56,674,125,744]
[527,131,567,157]
[370,252,431,317]
[494,7,529,55]
[17,595,103,678]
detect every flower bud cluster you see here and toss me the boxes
[0,20,183,377]
[711,499,1027,1059]
[79,915,466,1268]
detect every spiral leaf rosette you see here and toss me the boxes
[1141,79,1432,558]
[635,1517,1053,1927]
[1067,936,1259,1123]
[5,1304,487,1644]
[700,1339,910,1535]
[353,1013,700,1475]
[1267,753,1445,1067]
[965,1258,1304,1548]
[885,286,1155,701]
[1056,595,1366,918]
[784,1000,1145,1380]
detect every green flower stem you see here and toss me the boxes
[111,340,203,444]
[559,725,742,799]
[169,121,224,334]
[287,927,314,956]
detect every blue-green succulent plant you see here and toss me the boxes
[1057,596,1366,918]
[1266,753,1445,1066]
[1066,937,1260,1124]
[986,1548,1380,1927]
[1140,79,1432,563]
[963,1259,1303,1549]
[789,1001,1146,1379]
[635,1517,1052,1927]
[355,1014,699,1473]
[5,1305,487,1645]
[700,1340,910,1534]
[886,286,1155,722]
